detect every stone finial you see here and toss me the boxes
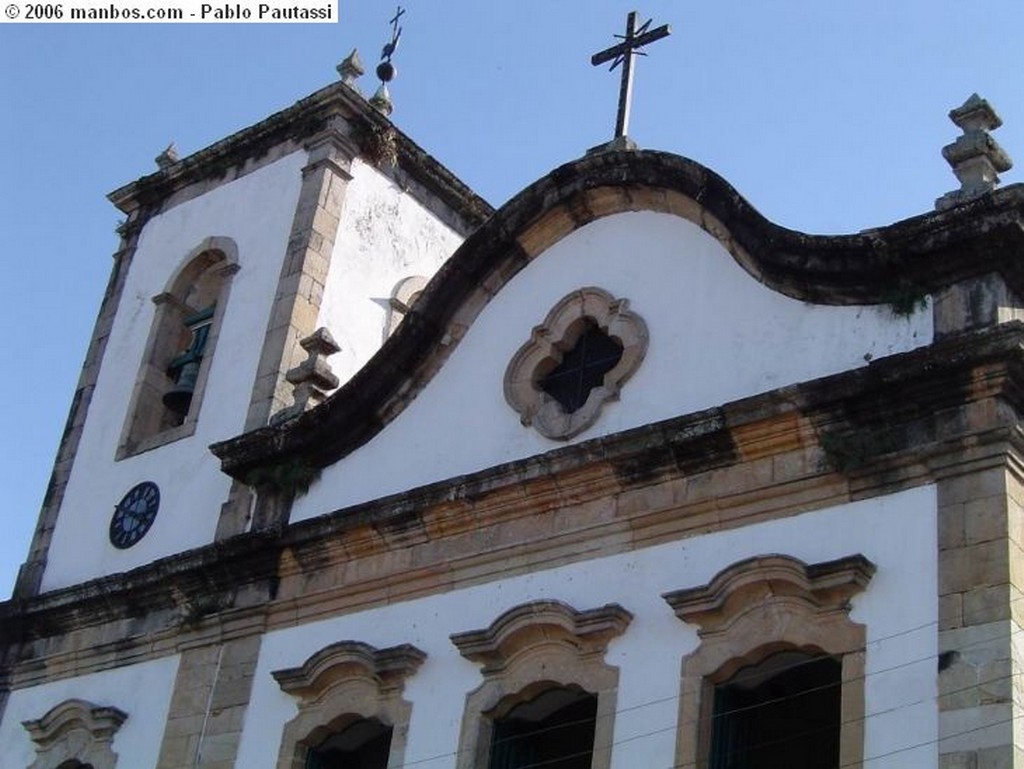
[936,94,1013,210]
[271,328,341,424]
[337,48,365,89]
[369,83,393,116]
[155,143,179,169]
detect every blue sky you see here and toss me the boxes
[1,1,1021,598]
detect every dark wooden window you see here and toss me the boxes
[306,718,392,769]
[710,652,841,769]
[538,320,623,414]
[489,687,597,769]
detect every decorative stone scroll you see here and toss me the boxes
[504,287,648,440]
[22,698,128,769]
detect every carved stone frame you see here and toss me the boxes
[22,698,128,769]
[504,287,648,440]
[117,236,240,459]
[272,641,426,769]
[663,554,875,769]
[450,600,632,769]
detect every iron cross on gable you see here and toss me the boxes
[591,11,671,139]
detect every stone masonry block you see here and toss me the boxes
[210,679,255,711]
[964,584,1012,626]
[156,734,198,768]
[940,659,982,710]
[978,659,1013,704]
[966,497,1009,545]
[939,752,978,769]
[942,592,965,630]
[197,731,238,763]
[1007,501,1024,549]
[202,705,246,736]
[976,745,1013,769]
[939,541,1010,595]
[939,470,1008,507]
[941,504,968,549]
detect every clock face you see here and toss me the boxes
[109,481,160,549]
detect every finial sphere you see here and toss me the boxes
[376,61,396,83]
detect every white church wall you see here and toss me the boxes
[238,486,937,769]
[294,211,932,520]
[41,150,307,593]
[317,156,464,385]
[0,654,179,768]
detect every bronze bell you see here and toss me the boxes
[162,359,200,416]
[162,306,215,418]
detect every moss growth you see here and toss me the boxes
[243,458,321,498]
[882,280,930,318]
[819,429,901,473]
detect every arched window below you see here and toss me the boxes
[117,237,238,458]
[488,686,597,769]
[272,641,425,769]
[450,600,631,769]
[305,717,392,769]
[383,275,428,341]
[709,651,841,769]
[664,554,875,769]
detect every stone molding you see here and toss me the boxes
[504,287,648,440]
[23,698,127,769]
[272,641,425,769]
[451,600,631,769]
[664,554,874,769]
[8,322,1024,689]
[107,82,492,235]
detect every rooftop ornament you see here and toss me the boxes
[155,143,179,169]
[337,48,365,90]
[936,93,1013,210]
[370,5,404,116]
[589,10,671,152]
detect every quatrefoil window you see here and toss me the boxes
[504,287,648,440]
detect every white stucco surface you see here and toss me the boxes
[0,654,179,768]
[318,157,464,384]
[294,211,932,521]
[239,487,938,769]
[42,151,307,592]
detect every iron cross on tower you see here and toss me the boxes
[591,11,671,139]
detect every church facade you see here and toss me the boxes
[1,69,1023,769]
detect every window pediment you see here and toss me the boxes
[272,641,425,769]
[22,699,127,769]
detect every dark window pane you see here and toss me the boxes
[490,688,597,769]
[307,718,392,769]
[710,652,841,769]
[538,321,623,414]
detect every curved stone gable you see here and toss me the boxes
[213,149,1024,480]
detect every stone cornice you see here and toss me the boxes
[107,81,492,235]
[5,323,1024,685]
[211,149,1024,479]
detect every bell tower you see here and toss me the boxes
[15,60,491,598]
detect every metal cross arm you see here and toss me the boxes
[591,11,671,140]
